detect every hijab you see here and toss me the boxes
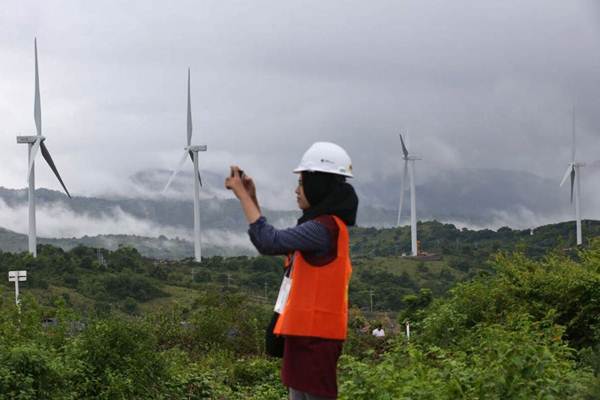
[297,171,359,226]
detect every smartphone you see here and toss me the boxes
[231,169,245,178]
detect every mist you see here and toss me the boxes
[0,199,255,250]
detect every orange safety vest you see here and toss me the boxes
[274,215,352,340]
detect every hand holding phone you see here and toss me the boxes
[231,168,245,178]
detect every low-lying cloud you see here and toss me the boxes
[0,199,255,250]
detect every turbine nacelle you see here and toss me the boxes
[399,133,421,160]
[17,135,45,144]
[186,145,207,152]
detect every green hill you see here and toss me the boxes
[0,237,598,398]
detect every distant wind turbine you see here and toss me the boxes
[16,38,71,257]
[162,69,207,262]
[559,108,600,246]
[397,133,421,256]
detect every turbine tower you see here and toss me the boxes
[16,38,71,257]
[163,68,207,262]
[397,134,421,256]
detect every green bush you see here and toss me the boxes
[418,246,600,349]
[339,317,594,399]
[338,242,600,399]
[65,318,169,398]
[232,357,280,387]
[0,344,68,400]
[84,272,167,302]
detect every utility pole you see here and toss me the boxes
[405,320,411,341]
[369,289,375,313]
[8,271,27,308]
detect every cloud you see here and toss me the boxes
[0,198,255,250]
[1,0,599,222]
[444,207,573,232]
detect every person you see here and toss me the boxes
[225,142,358,400]
[372,323,385,338]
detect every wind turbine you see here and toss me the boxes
[16,38,71,257]
[162,68,207,262]
[559,108,599,246]
[397,134,421,256]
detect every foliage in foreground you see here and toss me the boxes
[340,317,594,399]
[340,240,600,399]
[0,241,599,399]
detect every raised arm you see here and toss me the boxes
[225,166,261,224]
[248,217,331,256]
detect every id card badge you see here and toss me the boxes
[274,276,292,314]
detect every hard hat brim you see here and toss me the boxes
[293,166,354,178]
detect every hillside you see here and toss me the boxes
[0,227,251,258]
[2,220,599,315]
[1,218,597,260]
[0,237,598,398]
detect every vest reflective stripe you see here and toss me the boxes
[274,215,352,340]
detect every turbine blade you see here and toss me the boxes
[27,137,42,180]
[559,165,572,187]
[40,141,71,198]
[34,38,42,136]
[188,151,202,186]
[570,168,575,204]
[399,134,409,158]
[571,106,576,162]
[162,150,189,193]
[187,68,192,146]
[397,160,408,226]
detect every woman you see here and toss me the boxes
[225,142,358,400]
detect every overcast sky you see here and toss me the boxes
[1,0,599,212]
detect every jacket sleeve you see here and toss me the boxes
[248,216,331,256]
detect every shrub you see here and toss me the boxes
[339,316,594,399]
[0,343,67,400]
[65,318,169,398]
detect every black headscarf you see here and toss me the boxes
[297,171,359,226]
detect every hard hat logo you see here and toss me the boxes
[294,142,354,178]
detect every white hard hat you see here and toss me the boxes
[293,142,353,178]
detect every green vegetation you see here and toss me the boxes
[351,219,600,260]
[0,222,599,398]
[340,242,600,399]
[3,219,598,260]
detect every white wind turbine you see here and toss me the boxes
[162,69,207,262]
[559,108,600,246]
[397,134,421,256]
[16,38,71,257]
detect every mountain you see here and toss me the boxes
[0,168,573,244]
[0,185,296,232]
[354,168,568,227]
